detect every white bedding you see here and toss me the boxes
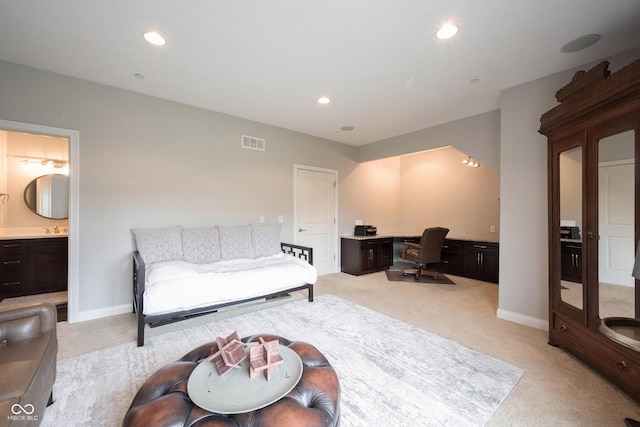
[143,253,317,315]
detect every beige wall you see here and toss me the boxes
[398,147,500,240]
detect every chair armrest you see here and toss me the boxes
[0,303,57,337]
[403,242,423,250]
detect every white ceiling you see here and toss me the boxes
[1,1,640,146]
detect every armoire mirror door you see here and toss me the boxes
[559,146,584,311]
[597,130,636,320]
[552,134,586,323]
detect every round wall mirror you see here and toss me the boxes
[23,174,69,219]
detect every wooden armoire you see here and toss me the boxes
[539,58,640,401]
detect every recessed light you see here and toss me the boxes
[318,96,331,104]
[340,126,355,131]
[143,31,166,46]
[560,34,601,53]
[436,23,458,40]
[470,78,480,84]
[134,73,145,79]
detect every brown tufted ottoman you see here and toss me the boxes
[122,334,341,427]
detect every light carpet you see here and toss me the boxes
[42,295,524,427]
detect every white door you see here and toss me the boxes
[295,166,337,275]
[598,162,634,287]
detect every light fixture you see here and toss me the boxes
[436,23,458,40]
[21,157,69,174]
[143,31,166,46]
[462,156,480,168]
[318,96,331,105]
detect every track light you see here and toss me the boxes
[462,156,480,168]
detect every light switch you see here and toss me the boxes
[278,215,284,223]
[259,215,265,224]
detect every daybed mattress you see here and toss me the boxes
[143,253,317,315]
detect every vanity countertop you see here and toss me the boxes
[0,227,68,240]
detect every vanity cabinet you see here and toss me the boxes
[0,237,67,299]
[540,59,640,401]
[30,238,68,294]
[0,240,30,298]
[341,237,394,275]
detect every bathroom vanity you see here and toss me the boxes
[0,232,67,300]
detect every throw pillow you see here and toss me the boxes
[182,227,221,264]
[252,224,282,258]
[218,225,255,260]
[132,226,183,264]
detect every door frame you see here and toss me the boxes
[293,164,338,274]
[0,119,80,323]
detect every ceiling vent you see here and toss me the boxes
[241,135,265,151]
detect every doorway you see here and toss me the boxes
[0,119,79,322]
[294,165,338,275]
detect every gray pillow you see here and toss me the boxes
[132,226,183,264]
[219,225,255,260]
[182,227,221,264]
[252,224,282,258]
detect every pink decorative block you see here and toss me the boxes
[249,337,284,381]
[207,331,247,376]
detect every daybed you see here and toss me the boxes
[132,225,316,346]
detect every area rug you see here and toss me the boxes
[385,269,456,285]
[42,295,523,427]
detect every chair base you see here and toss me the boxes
[402,268,439,280]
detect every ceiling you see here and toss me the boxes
[1,1,640,147]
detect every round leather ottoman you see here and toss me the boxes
[122,334,340,427]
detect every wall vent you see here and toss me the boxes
[241,135,265,151]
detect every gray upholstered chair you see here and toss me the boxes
[0,303,58,425]
[402,227,450,280]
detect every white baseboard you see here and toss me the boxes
[73,303,132,323]
[496,308,548,331]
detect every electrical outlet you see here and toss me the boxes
[259,215,265,224]
[278,215,284,223]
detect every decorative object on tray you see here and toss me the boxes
[186,335,305,414]
[249,337,284,381]
[207,331,247,376]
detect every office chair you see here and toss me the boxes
[402,227,449,280]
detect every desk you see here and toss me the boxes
[340,235,499,283]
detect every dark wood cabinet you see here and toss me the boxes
[560,241,582,283]
[462,241,499,283]
[439,239,464,276]
[0,237,67,300]
[0,239,30,298]
[540,58,640,401]
[341,237,394,275]
[342,235,498,282]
